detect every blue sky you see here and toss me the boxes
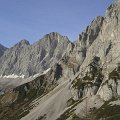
[0,0,114,47]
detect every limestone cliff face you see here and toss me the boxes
[0,33,70,77]
[72,0,120,101]
[58,16,104,80]
[1,0,120,120]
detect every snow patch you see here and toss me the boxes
[33,73,40,78]
[0,74,25,79]
[42,68,51,74]
[32,68,51,78]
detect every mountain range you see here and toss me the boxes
[0,0,120,120]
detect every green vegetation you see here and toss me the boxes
[71,113,80,120]
[83,74,93,81]
[56,108,75,120]
[56,99,84,120]
[109,69,120,79]
[109,64,120,79]
[72,78,94,91]
[93,97,120,120]
[67,97,76,107]
[0,87,45,120]
[9,109,29,120]
[16,87,45,105]
[72,79,83,90]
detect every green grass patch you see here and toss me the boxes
[93,98,120,120]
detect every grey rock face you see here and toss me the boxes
[0,32,70,77]
[0,43,7,57]
[70,0,120,102]
[59,16,104,79]
[73,16,104,63]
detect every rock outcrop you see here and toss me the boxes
[59,16,104,79]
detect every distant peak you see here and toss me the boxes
[19,39,30,45]
[47,32,61,38]
[16,39,30,47]
[49,32,60,35]
[44,32,64,42]
[13,39,30,48]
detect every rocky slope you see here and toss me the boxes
[0,0,120,120]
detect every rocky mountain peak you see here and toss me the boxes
[44,32,68,43]
[49,32,60,37]
[76,16,104,48]
[106,0,120,19]
[20,39,30,45]
[15,39,30,47]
